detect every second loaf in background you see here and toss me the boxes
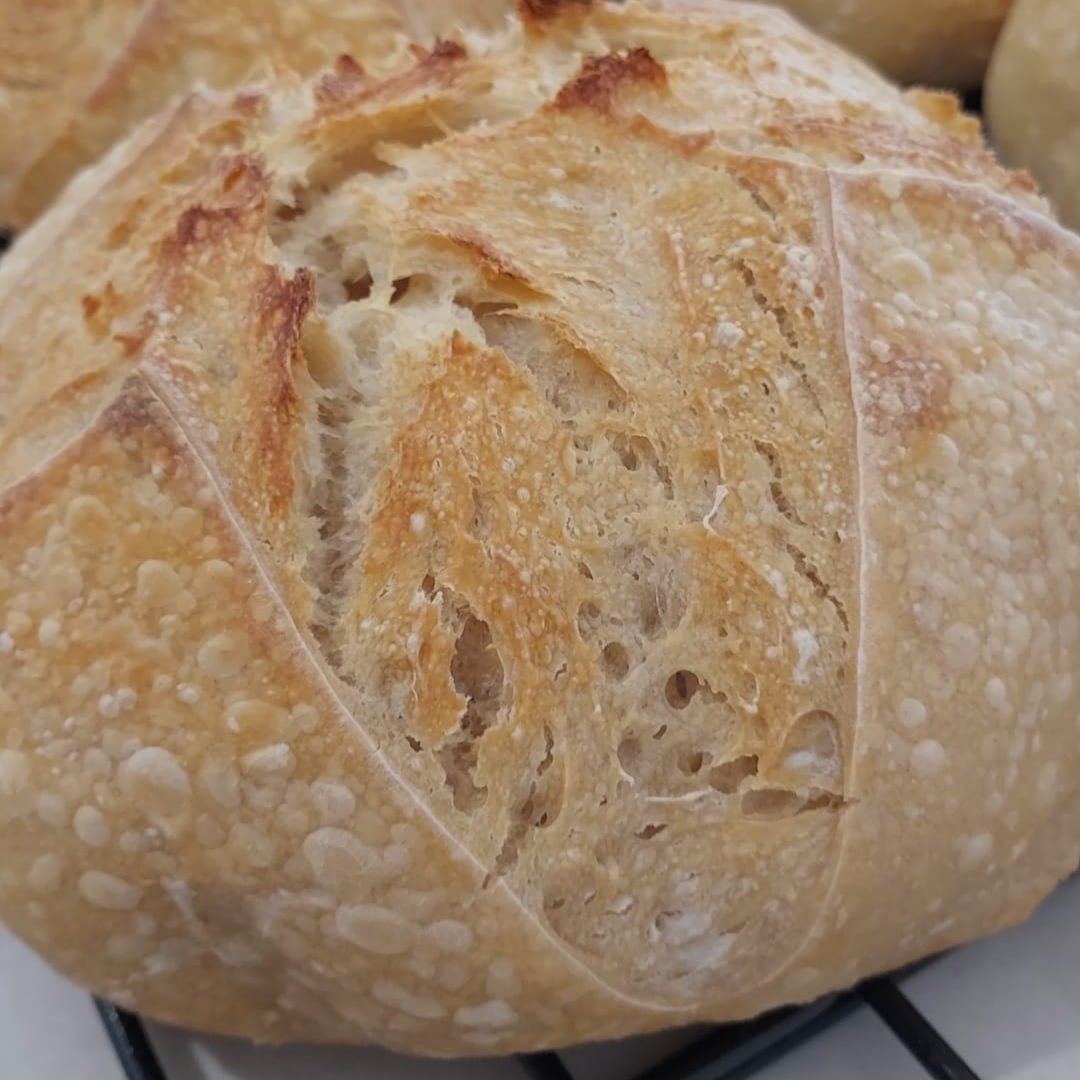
[986,0,1080,230]
[672,0,1015,87]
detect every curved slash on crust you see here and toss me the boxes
[133,367,692,1020]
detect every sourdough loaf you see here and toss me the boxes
[0,0,515,230]
[0,0,1077,1056]
[672,0,1015,87]
[986,0,1080,230]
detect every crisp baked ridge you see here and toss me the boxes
[0,0,1077,1055]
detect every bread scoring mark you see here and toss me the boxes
[0,384,558,1045]
[764,115,1032,201]
[2,363,656,1041]
[431,228,539,290]
[554,48,668,113]
[4,44,859,1019]
[518,0,596,25]
[395,101,858,992]
[317,38,468,116]
[132,146,320,523]
[315,54,370,107]
[230,263,314,519]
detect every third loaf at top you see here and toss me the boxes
[986,0,1080,230]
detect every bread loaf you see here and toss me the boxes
[769,0,1014,87]
[0,0,515,230]
[670,1,1015,88]
[986,0,1080,230]
[0,0,1077,1056]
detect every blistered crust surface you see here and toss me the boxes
[761,175,1080,1008]
[0,378,680,1052]
[0,0,1077,1054]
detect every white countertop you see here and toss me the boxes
[3,874,1078,1080]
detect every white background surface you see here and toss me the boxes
[2,874,1078,1080]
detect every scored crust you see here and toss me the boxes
[0,0,1077,1055]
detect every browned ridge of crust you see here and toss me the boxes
[0,0,1077,1057]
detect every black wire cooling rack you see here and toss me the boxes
[94,961,983,1080]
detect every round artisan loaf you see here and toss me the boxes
[986,0,1080,230]
[0,0,514,230]
[0,0,1077,1056]
[779,0,1014,86]
[672,0,1015,87]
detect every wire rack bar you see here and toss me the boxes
[860,979,981,1080]
[518,1051,578,1080]
[631,994,860,1080]
[95,971,984,1080]
[94,1001,169,1080]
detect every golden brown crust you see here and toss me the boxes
[758,174,1080,1008]
[0,374,676,1049]
[0,0,1077,1055]
[519,0,596,20]
[553,47,668,111]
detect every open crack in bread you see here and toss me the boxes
[0,0,1077,1055]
